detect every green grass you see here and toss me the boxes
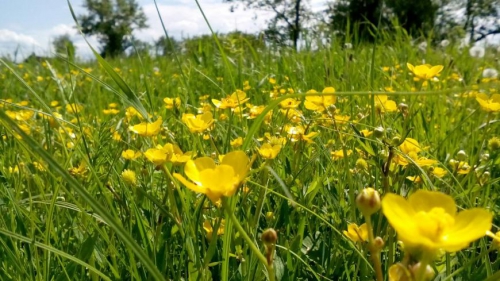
[0,29,499,281]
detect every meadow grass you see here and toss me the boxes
[0,28,500,281]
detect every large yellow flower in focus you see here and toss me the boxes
[407,63,443,80]
[173,151,250,202]
[382,190,492,255]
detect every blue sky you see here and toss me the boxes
[0,0,328,59]
[0,0,271,58]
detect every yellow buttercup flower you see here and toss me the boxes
[304,88,336,112]
[382,190,492,255]
[163,97,181,109]
[407,63,444,80]
[475,93,500,112]
[331,149,353,160]
[129,117,162,137]
[173,151,250,202]
[343,223,368,243]
[182,112,214,133]
[279,98,301,109]
[374,95,397,113]
[258,143,281,159]
[230,137,243,147]
[203,219,225,241]
[212,90,249,109]
[121,169,137,186]
[122,149,141,160]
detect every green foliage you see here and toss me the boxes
[2,20,500,281]
[52,34,76,60]
[222,0,313,49]
[77,0,148,57]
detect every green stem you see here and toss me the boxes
[222,199,275,281]
[365,216,383,281]
[415,255,431,281]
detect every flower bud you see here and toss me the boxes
[373,236,385,250]
[398,103,408,111]
[456,150,467,161]
[392,136,402,146]
[410,262,435,281]
[373,126,385,138]
[355,158,368,171]
[261,228,278,246]
[488,137,500,151]
[356,188,381,216]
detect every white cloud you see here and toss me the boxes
[0,29,43,59]
[50,24,77,37]
[136,2,272,42]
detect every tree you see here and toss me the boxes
[327,0,385,42]
[154,36,181,56]
[223,0,313,50]
[327,0,438,41]
[77,0,148,58]
[52,34,76,59]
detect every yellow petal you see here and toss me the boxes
[185,157,216,184]
[408,190,456,216]
[221,151,249,181]
[173,173,206,194]
[443,208,492,252]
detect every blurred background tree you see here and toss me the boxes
[77,0,148,57]
[52,34,77,60]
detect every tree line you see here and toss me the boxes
[53,0,500,58]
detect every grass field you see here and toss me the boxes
[0,26,500,281]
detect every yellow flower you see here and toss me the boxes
[432,167,447,178]
[129,117,162,137]
[304,88,336,112]
[343,223,368,243]
[122,149,141,160]
[279,98,301,109]
[144,144,191,166]
[122,169,137,186]
[144,147,168,166]
[182,112,214,133]
[399,138,422,154]
[475,93,500,112]
[69,162,87,177]
[230,137,243,147]
[212,90,249,109]
[163,97,181,109]
[331,149,353,160]
[374,95,397,112]
[103,108,120,115]
[285,124,318,143]
[66,103,83,114]
[258,143,281,159]
[203,219,225,241]
[407,63,444,80]
[173,151,250,202]
[382,190,492,255]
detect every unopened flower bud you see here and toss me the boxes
[456,150,467,161]
[488,137,500,151]
[398,103,408,111]
[392,136,402,146]
[374,236,385,250]
[261,228,278,246]
[356,188,381,216]
[410,262,435,281]
[327,104,337,114]
[373,126,385,138]
[265,211,275,221]
[355,158,368,171]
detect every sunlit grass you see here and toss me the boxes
[0,30,499,280]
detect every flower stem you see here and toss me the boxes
[222,199,275,281]
[365,215,383,281]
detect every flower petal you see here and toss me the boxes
[442,208,492,252]
[409,190,456,216]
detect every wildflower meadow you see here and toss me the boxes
[1,5,500,281]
